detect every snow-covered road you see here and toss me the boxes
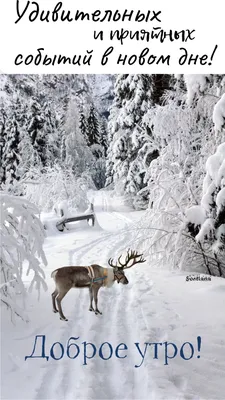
[2,191,225,400]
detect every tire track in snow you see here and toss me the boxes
[35,291,86,400]
[78,290,118,400]
[35,191,141,400]
[57,232,127,400]
[48,226,122,399]
[72,236,136,399]
[35,281,90,399]
[34,255,89,399]
[64,205,135,399]
[81,234,135,400]
[132,269,187,398]
[94,191,132,233]
[72,234,149,397]
[102,219,184,400]
[113,265,158,399]
[54,289,87,400]
[68,231,113,266]
[110,278,140,399]
[81,201,152,398]
[49,231,122,400]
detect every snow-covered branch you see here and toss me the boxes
[0,193,47,321]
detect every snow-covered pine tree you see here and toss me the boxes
[65,100,94,175]
[126,75,171,208]
[0,97,34,193]
[17,101,35,182]
[90,116,107,189]
[106,74,136,194]
[106,74,156,206]
[79,109,89,145]
[92,158,106,190]
[3,99,22,189]
[28,98,46,167]
[87,105,100,146]
[99,117,108,157]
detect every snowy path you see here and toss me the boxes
[2,191,225,400]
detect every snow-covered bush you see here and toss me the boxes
[0,193,47,321]
[24,165,95,213]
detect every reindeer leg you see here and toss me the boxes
[56,290,69,321]
[89,287,94,312]
[52,289,58,313]
[93,286,102,315]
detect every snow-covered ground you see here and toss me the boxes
[2,191,225,400]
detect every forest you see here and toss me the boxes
[1,74,225,319]
[1,74,225,400]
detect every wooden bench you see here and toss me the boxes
[56,211,95,232]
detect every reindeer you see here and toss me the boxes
[51,249,146,321]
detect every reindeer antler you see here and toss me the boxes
[108,249,146,270]
[120,249,146,269]
[108,257,120,269]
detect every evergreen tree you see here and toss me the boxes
[150,74,171,105]
[99,117,108,157]
[106,74,156,205]
[3,110,20,187]
[65,100,94,175]
[18,101,34,178]
[79,110,89,145]
[28,98,46,167]
[87,105,100,146]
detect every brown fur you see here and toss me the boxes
[51,264,128,321]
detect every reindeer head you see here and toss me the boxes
[108,249,146,285]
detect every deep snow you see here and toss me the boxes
[1,191,225,400]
